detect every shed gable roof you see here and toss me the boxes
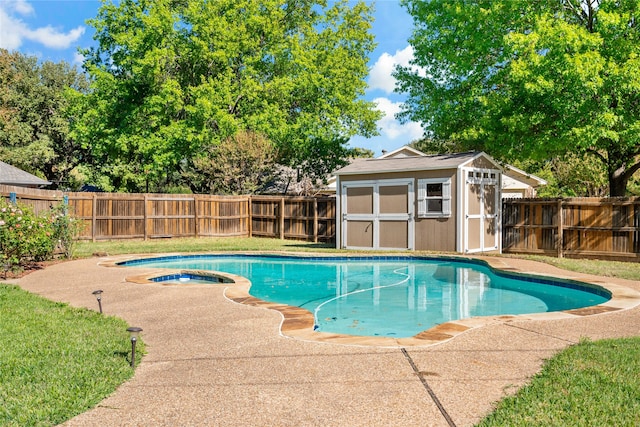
[378,145,427,159]
[335,151,500,176]
[0,161,51,187]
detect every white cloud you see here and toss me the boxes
[73,51,85,65]
[368,45,415,94]
[0,1,85,50]
[26,25,85,49]
[0,9,24,49]
[12,0,34,15]
[373,97,423,141]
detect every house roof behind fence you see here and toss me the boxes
[334,151,498,176]
[0,161,51,187]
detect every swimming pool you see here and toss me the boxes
[120,254,611,338]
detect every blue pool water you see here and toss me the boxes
[121,255,610,338]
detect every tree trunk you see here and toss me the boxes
[609,166,628,197]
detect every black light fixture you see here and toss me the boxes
[126,327,143,368]
[92,290,103,314]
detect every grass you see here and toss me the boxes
[6,237,640,425]
[76,237,640,281]
[477,337,640,426]
[0,284,144,426]
[523,255,640,281]
[75,236,337,258]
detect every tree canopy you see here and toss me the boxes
[74,0,380,192]
[0,49,89,188]
[190,130,276,195]
[397,0,640,196]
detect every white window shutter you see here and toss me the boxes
[418,180,426,216]
[442,180,451,215]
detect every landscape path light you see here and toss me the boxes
[92,290,103,314]
[126,327,143,368]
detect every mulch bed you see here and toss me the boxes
[2,259,66,280]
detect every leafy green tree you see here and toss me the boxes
[410,137,610,197]
[509,156,608,197]
[348,147,375,159]
[542,155,608,197]
[0,50,90,189]
[410,137,464,155]
[397,0,640,196]
[293,135,354,184]
[74,0,380,192]
[189,130,276,194]
[627,175,640,196]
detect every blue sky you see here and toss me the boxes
[0,0,423,156]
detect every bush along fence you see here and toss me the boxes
[502,197,640,261]
[0,186,336,243]
[0,188,81,276]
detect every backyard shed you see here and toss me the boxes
[334,151,502,253]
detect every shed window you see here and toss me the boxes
[418,178,451,218]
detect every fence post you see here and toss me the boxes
[279,197,285,239]
[91,193,97,242]
[144,194,149,241]
[107,197,113,237]
[193,195,199,238]
[557,198,564,258]
[313,198,318,243]
[62,195,69,215]
[247,196,252,238]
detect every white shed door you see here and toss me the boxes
[464,170,500,253]
[341,179,414,250]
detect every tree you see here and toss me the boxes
[410,137,463,155]
[348,147,375,158]
[397,0,640,196]
[74,0,380,192]
[409,137,610,197]
[510,155,609,197]
[0,50,89,188]
[189,130,277,194]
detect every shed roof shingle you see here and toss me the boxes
[334,151,493,175]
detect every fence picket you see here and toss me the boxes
[502,197,640,261]
[6,185,637,259]
[0,186,335,243]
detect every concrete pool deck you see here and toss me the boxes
[11,254,640,426]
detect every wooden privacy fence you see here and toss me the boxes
[503,197,640,261]
[0,186,335,243]
[0,184,64,215]
[5,185,639,260]
[66,193,252,241]
[251,196,336,242]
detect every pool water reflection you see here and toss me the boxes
[121,255,610,338]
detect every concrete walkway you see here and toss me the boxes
[13,255,640,427]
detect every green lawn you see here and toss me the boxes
[4,237,640,426]
[75,237,640,281]
[477,337,640,426]
[523,255,640,281]
[0,284,143,426]
[75,236,337,258]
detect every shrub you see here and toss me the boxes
[49,203,85,259]
[0,199,82,275]
[0,200,53,273]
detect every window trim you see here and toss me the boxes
[418,178,451,218]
